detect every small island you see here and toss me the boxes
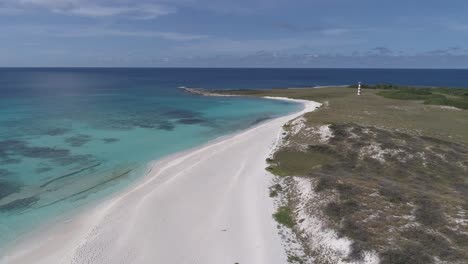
[205,85,468,264]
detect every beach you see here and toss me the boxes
[2,98,320,264]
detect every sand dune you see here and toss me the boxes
[2,98,320,264]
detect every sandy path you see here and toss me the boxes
[2,98,320,264]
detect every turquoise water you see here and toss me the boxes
[2,67,467,251]
[0,69,301,249]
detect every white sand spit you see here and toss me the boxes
[2,98,320,264]
[318,125,333,143]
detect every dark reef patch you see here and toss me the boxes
[35,167,52,174]
[54,154,96,166]
[0,158,21,165]
[65,134,92,147]
[129,116,175,130]
[0,139,97,167]
[0,196,39,211]
[40,162,101,188]
[44,128,70,136]
[0,169,12,178]
[19,146,70,159]
[157,121,175,131]
[0,139,26,150]
[98,119,133,130]
[162,109,201,119]
[177,118,206,125]
[92,111,189,131]
[137,122,158,129]
[38,168,133,209]
[102,138,119,144]
[0,179,20,200]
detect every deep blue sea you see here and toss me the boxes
[0,68,467,249]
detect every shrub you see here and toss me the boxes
[327,123,349,143]
[307,144,334,154]
[378,182,406,203]
[403,228,460,261]
[374,85,468,109]
[325,201,342,220]
[349,83,402,90]
[273,206,295,228]
[349,241,368,261]
[378,91,428,100]
[336,183,360,199]
[269,184,282,197]
[414,198,445,227]
[423,95,450,106]
[334,219,372,260]
[324,200,359,221]
[446,98,468,109]
[380,243,433,264]
[287,255,304,263]
[340,218,371,244]
[314,175,336,192]
[266,165,289,177]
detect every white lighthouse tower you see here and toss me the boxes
[357,82,362,96]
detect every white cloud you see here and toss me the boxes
[1,0,175,18]
[58,27,208,40]
[445,21,468,32]
[320,28,349,36]
[171,35,365,56]
[4,24,207,40]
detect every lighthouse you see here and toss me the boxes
[357,82,362,96]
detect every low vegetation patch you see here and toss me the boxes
[378,90,468,109]
[216,86,468,145]
[273,122,468,263]
[217,86,468,263]
[287,254,304,264]
[266,164,289,177]
[269,183,282,197]
[273,206,295,228]
[348,83,468,109]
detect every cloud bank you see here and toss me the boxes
[2,0,175,18]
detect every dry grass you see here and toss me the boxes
[274,122,467,262]
[218,87,468,263]
[219,87,468,145]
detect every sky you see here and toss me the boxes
[1,0,468,67]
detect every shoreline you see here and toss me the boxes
[2,97,321,264]
[179,87,237,96]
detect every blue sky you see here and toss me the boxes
[1,0,468,67]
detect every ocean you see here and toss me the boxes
[0,67,467,249]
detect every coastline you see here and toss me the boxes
[2,97,321,264]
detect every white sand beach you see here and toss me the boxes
[2,98,321,264]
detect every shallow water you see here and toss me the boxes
[0,68,301,248]
[2,67,466,250]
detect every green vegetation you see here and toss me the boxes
[348,83,468,109]
[270,122,467,262]
[349,83,468,95]
[287,254,304,264]
[273,206,295,228]
[269,183,282,197]
[265,164,289,177]
[378,89,468,109]
[269,150,330,176]
[217,87,468,145]
[215,86,468,263]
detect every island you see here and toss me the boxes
[201,85,468,264]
